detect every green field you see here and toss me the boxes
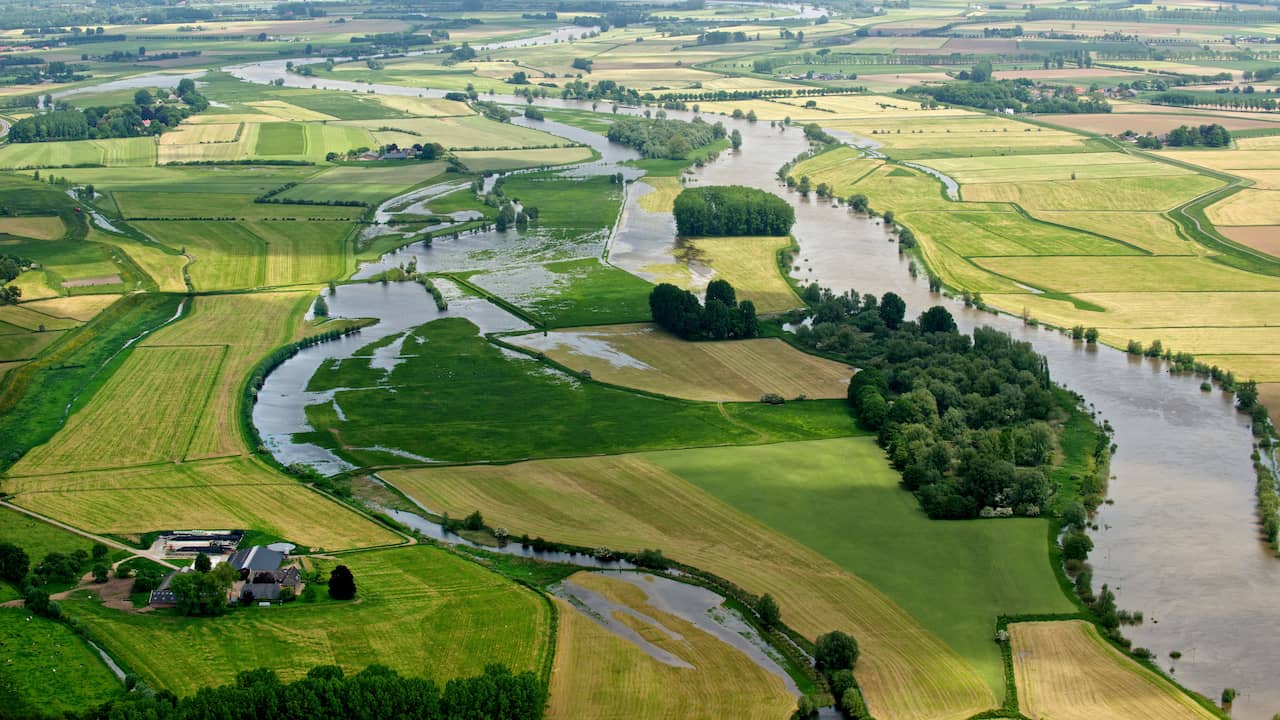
[253,121,308,156]
[346,115,574,150]
[0,506,95,566]
[63,545,550,696]
[114,192,359,220]
[0,137,156,169]
[468,258,653,327]
[275,161,447,205]
[0,608,123,715]
[651,437,1074,697]
[302,317,857,466]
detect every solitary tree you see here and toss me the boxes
[313,295,329,318]
[730,128,742,150]
[755,593,781,630]
[878,292,906,330]
[919,306,957,333]
[329,565,357,600]
[194,552,212,573]
[0,543,29,583]
[815,630,860,673]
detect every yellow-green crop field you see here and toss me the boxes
[345,115,571,149]
[454,146,595,172]
[904,210,1139,257]
[1010,621,1217,720]
[547,574,795,720]
[0,215,65,240]
[0,137,157,169]
[649,235,801,313]
[920,152,1189,184]
[114,191,359,220]
[1029,212,1195,255]
[786,145,882,199]
[961,175,1222,211]
[975,255,1280,293]
[1205,189,1280,226]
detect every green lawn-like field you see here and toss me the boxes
[115,192,359,220]
[48,166,324,197]
[904,210,1142,257]
[0,506,95,564]
[63,545,550,696]
[0,608,122,715]
[253,122,308,156]
[650,436,1075,698]
[276,161,448,205]
[347,115,573,150]
[469,258,654,327]
[302,317,857,465]
[0,137,157,169]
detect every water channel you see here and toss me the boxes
[228,29,1280,718]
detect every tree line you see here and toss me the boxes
[57,664,544,720]
[649,279,760,340]
[605,115,725,160]
[786,285,1063,519]
[9,79,207,143]
[672,185,794,237]
[911,78,1112,114]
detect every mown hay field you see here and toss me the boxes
[0,215,65,240]
[9,345,225,475]
[670,236,801,313]
[383,447,999,720]
[975,255,1280,293]
[1094,327,1280,356]
[910,231,1027,294]
[905,210,1138,257]
[20,294,119,322]
[368,94,473,117]
[0,137,156,169]
[787,145,882,199]
[64,545,549,695]
[1010,621,1218,720]
[962,175,1222,211]
[0,329,63,360]
[546,574,795,720]
[7,456,397,550]
[89,230,188,292]
[1030,211,1194,255]
[511,323,853,402]
[636,176,682,214]
[246,100,338,121]
[1195,354,1280,381]
[846,164,964,213]
[157,122,242,145]
[349,114,571,149]
[921,152,1189,184]
[0,303,81,331]
[1205,189,1280,226]
[156,123,255,164]
[51,165,322,196]
[1040,111,1280,135]
[454,146,595,172]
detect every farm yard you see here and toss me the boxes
[0,4,1273,720]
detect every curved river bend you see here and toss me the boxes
[229,33,1278,718]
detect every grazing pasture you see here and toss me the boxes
[1009,621,1217,720]
[64,545,549,695]
[546,574,795,720]
[0,608,122,715]
[276,161,446,205]
[383,447,998,720]
[511,324,854,402]
[134,221,352,290]
[8,456,397,550]
[469,258,653,328]
[0,505,95,560]
[116,192,358,220]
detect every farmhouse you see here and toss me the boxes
[228,545,303,603]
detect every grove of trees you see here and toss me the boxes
[605,115,725,159]
[672,185,795,237]
[649,279,759,340]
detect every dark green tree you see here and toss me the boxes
[328,564,357,600]
[878,292,906,330]
[919,306,957,333]
[0,543,28,583]
[755,593,781,629]
[815,630,860,673]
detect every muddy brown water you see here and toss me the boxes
[225,38,1280,718]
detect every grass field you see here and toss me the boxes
[786,146,882,200]
[469,258,653,328]
[89,229,188,292]
[636,176,682,214]
[63,545,549,695]
[1030,212,1195,255]
[254,121,307,156]
[511,324,854,402]
[304,317,857,466]
[0,137,156,169]
[0,215,65,240]
[647,236,800,314]
[0,608,122,715]
[8,457,397,550]
[975,255,1280,293]
[454,146,595,172]
[383,444,999,720]
[346,115,571,149]
[50,166,323,197]
[921,153,1190,184]
[115,192,359,220]
[962,175,1222,211]
[1010,621,1218,720]
[276,161,446,205]
[134,221,352,290]
[1204,189,1280,226]
[547,574,795,720]
[0,505,95,560]
[904,211,1139,257]
[21,294,121,322]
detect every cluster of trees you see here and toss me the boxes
[605,115,725,160]
[793,631,866,720]
[649,279,760,340]
[1165,123,1231,147]
[673,185,795,237]
[788,285,1063,519]
[1,253,31,304]
[912,78,1111,114]
[70,664,544,720]
[0,540,113,621]
[169,562,238,616]
[10,79,207,143]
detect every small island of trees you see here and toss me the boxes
[606,115,726,160]
[672,185,795,237]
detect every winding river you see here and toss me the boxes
[227,27,1280,719]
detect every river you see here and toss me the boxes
[227,28,1279,719]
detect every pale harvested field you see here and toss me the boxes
[1206,189,1280,226]
[547,575,795,720]
[158,122,241,145]
[0,216,65,240]
[20,294,119,321]
[963,175,1222,211]
[247,100,337,122]
[922,153,1187,184]
[976,256,1280,293]
[384,456,996,720]
[636,176,682,214]
[511,323,853,402]
[370,95,473,117]
[1030,212,1194,255]
[1040,112,1280,134]
[0,304,81,331]
[157,123,256,164]
[1010,621,1217,720]
[183,113,283,125]
[341,115,566,149]
[143,291,309,459]
[1260,383,1280,428]
[1221,226,1280,257]
[90,230,188,293]
[453,146,594,172]
[7,457,398,551]
[982,291,1280,330]
[1094,327,1280,356]
[10,346,225,475]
